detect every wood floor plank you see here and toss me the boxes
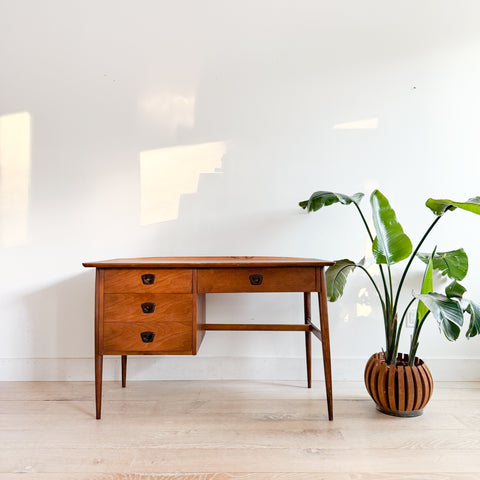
[0,474,351,480]
[3,446,480,473]
[0,474,477,480]
[0,412,478,451]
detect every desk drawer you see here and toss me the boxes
[103,321,192,354]
[104,269,192,293]
[104,294,192,323]
[197,267,316,293]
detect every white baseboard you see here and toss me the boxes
[0,356,479,382]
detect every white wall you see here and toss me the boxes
[1,0,480,382]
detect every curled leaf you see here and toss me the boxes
[299,191,364,212]
[415,292,464,341]
[417,248,468,281]
[325,258,363,302]
[465,300,480,338]
[426,197,480,216]
[445,280,467,300]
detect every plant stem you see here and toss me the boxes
[386,315,397,365]
[353,201,391,319]
[392,215,443,316]
[392,297,416,363]
[408,312,430,366]
[387,266,394,312]
[353,202,374,243]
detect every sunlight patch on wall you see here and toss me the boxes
[140,141,226,225]
[333,118,378,129]
[0,112,31,247]
[139,92,195,132]
[356,287,372,317]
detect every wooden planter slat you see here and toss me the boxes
[364,355,375,398]
[404,366,415,411]
[370,365,381,406]
[397,365,405,411]
[377,363,389,408]
[418,364,432,409]
[387,365,397,411]
[412,367,424,411]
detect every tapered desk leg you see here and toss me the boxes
[121,355,127,388]
[304,292,312,388]
[318,272,333,421]
[94,268,105,419]
[95,354,103,419]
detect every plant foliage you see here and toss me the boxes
[417,249,468,281]
[370,191,412,265]
[299,189,480,366]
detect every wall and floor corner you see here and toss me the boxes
[1,0,480,383]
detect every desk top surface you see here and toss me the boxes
[83,256,334,268]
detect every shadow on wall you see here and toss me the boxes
[21,272,93,380]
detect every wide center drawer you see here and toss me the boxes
[104,294,193,323]
[104,268,192,293]
[197,267,316,293]
[103,321,192,354]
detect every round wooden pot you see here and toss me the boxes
[364,352,434,417]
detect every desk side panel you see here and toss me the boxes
[195,294,206,354]
[192,269,206,354]
[95,269,105,355]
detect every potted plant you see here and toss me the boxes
[299,190,480,416]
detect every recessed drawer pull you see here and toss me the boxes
[141,273,156,285]
[249,274,263,286]
[141,302,156,314]
[140,331,155,343]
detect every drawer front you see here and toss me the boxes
[104,269,192,293]
[104,294,193,323]
[103,321,192,354]
[197,267,316,293]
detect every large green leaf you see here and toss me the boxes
[299,191,364,212]
[370,190,412,265]
[445,280,467,300]
[465,300,480,338]
[415,293,464,341]
[417,248,468,281]
[426,196,480,216]
[325,259,359,302]
[416,249,434,322]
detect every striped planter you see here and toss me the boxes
[364,352,434,417]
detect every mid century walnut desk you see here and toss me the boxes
[83,256,335,420]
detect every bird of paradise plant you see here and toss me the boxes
[299,190,480,367]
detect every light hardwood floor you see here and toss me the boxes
[0,380,479,479]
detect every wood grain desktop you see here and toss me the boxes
[83,256,335,420]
